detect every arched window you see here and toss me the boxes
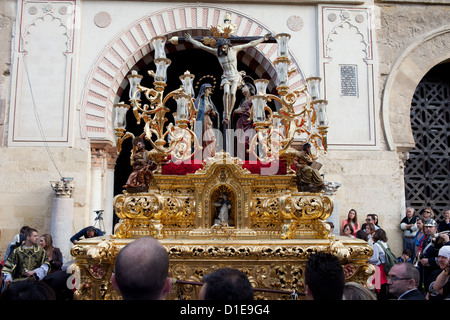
[405,62,450,221]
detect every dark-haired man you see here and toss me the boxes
[70,226,104,244]
[304,252,345,300]
[199,268,254,300]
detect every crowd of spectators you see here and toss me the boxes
[1,207,448,301]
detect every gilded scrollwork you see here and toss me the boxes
[70,240,123,300]
[70,236,374,300]
[112,154,339,240]
[71,153,374,300]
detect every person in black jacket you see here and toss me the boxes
[400,207,418,257]
[70,226,104,244]
[418,219,444,290]
[387,262,425,300]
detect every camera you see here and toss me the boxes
[94,210,104,220]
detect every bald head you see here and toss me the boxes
[114,237,169,300]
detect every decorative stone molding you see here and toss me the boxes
[8,0,77,146]
[90,141,118,169]
[50,179,75,198]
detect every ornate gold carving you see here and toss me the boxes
[70,239,122,300]
[72,152,374,299]
[111,153,336,240]
[70,237,374,300]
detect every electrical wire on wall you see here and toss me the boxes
[23,55,64,180]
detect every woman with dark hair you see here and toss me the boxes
[341,209,360,237]
[369,228,393,299]
[342,223,355,238]
[365,223,376,247]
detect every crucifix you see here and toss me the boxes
[168,14,276,152]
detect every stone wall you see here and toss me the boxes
[0,147,90,259]
[372,3,450,253]
[323,150,406,254]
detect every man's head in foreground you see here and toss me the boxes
[112,237,171,300]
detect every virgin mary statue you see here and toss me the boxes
[194,83,220,158]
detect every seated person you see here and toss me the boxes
[293,143,325,191]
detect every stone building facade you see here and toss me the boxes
[0,0,449,259]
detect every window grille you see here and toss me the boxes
[405,70,450,222]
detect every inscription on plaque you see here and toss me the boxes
[340,65,358,97]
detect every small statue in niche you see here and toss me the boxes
[293,143,326,192]
[123,137,157,192]
[214,193,231,225]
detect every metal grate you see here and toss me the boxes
[405,70,450,221]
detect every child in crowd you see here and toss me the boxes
[397,249,413,263]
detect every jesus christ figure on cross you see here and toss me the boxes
[184,32,271,126]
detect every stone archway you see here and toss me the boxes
[381,26,450,153]
[80,4,305,143]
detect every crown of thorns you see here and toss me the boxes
[203,12,236,47]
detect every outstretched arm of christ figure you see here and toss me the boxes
[233,33,271,51]
[184,33,217,55]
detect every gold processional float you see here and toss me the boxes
[70,16,374,300]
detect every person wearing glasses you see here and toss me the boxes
[361,214,380,230]
[387,262,425,300]
[421,208,435,220]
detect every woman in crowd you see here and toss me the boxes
[365,223,376,247]
[341,209,360,237]
[369,229,392,300]
[39,234,63,273]
[414,217,426,263]
[342,223,355,238]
